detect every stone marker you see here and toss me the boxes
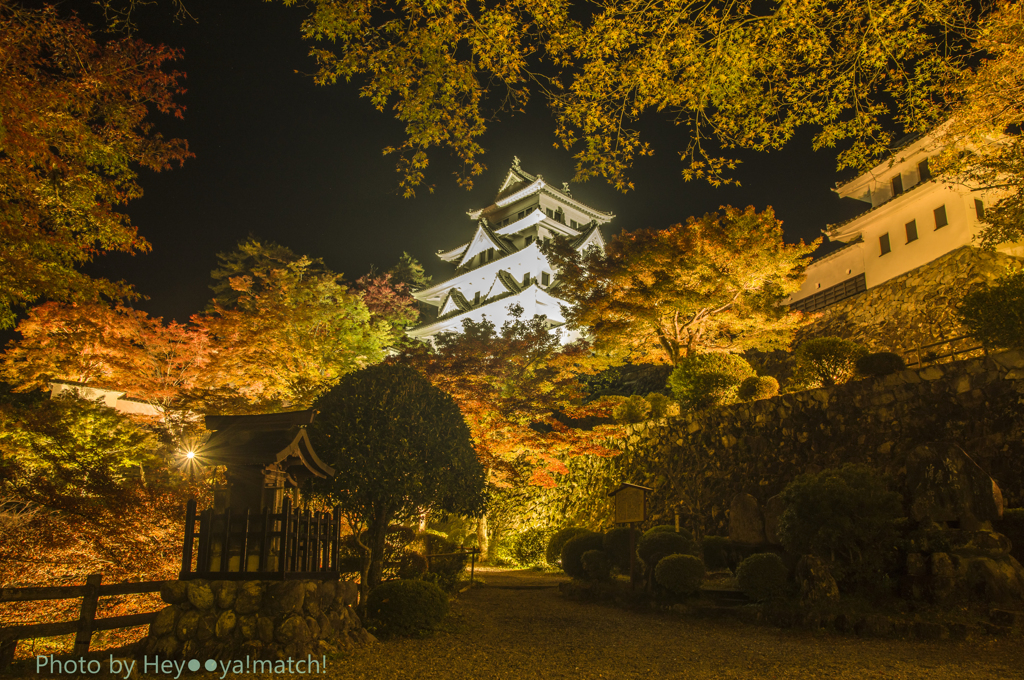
[906,442,1003,531]
[763,495,785,545]
[729,493,766,544]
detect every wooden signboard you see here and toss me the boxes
[609,483,652,524]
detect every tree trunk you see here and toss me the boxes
[476,514,489,561]
[359,511,390,612]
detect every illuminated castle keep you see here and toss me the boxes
[407,158,613,343]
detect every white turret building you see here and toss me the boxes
[786,132,1012,313]
[407,158,613,343]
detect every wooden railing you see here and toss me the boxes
[180,498,346,580]
[0,574,162,671]
[904,335,986,369]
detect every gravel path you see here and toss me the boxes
[332,570,1024,680]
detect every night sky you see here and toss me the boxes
[82,0,867,326]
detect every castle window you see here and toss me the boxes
[546,208,554,218]
[975,199,986,221]
[474,291,481,304]
[571,219,579,229]
[523,272,531,286]
[905,220,918,243]
[879,233,891,255]
[934,205,948,229]
[542,272,550,286]
[525,235,534,245]
[919,159,931,182]
[517,210,525,220]
[487,248,495,262]
[891,174,904,197]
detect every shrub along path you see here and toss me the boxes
[334,569,1024,679]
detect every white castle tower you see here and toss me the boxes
[407,158,614,343]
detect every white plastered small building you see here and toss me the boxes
[407,159,613,344]
[786,131,1015,313]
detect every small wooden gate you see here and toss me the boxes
[180,498,344,580]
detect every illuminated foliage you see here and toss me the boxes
[545,206,817,366]
[308,363,487,597]
[280,0,974,194]
[933,1,1024,248]
[407,308,618,491]
[959,268,1024,350]
[1,302,211,409]
[0,2,190,328]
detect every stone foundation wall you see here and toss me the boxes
[610,349,1024,536]
[142,578,372,661]
[797,246,1023,356]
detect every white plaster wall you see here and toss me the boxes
[785,243,866,305]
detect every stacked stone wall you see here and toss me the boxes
[797,246,1023,356]
[142,578,372,662]
[610,350,1024,537]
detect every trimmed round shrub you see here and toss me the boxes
[636,530,696,573]
[737,375,780,401]
[777,464,902,589]
[655,554,706,596]
[701,536,731,570]
[396,551,428,579]
[560,532,605,578]
[646,392,673,419]
[547,527,589,566]
[855,351,907,377]
[581,549,612,581]
[613,395,652,424]
[510,527,549,566]
[603,526,640,572]
[792,337,868,387]
[668,353,755,409]
[366,579,449,637]
[643,525,694,542]
[735,553,788,602]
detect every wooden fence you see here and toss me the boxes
[180,498,344,580]
[904,335,986,369]
[0,574,162,671]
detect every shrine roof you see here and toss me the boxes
[198,409,334,479]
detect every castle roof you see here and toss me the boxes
[466,159,615,222]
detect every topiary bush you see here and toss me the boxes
[646,392,674,419]
[547,527,589,566]
[737,375,779,401]
[855,351,907,377]
[701,536,731,571]
[366,579,449,637]
[560,532,605,578]
[668,353,755,409]
[603,526,640,572]
[421,534,468,592]
[612,395,652,424]
[643,525,694,542]
[735,553,788,602]
[636,531,696,584]
[792,337,868,387]
[510,527,550,566]
[777,464,902,589]
[655,554,706,596]
[581,549,612,581]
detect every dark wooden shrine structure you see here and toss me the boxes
[180,409,347,580]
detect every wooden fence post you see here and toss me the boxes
[180,499,197,578]
[279,497,291,578]
[73,574,102,655]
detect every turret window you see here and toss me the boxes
[541,272,550,286]
[879,233,891,256]
[522,272,531,286]
[571,219,579,229]
[891,174,904,197]
[919,159,931,182]
[474,292,481,304]
[934,205,948,229]
[905,220,918,243]
[975,199,986,221]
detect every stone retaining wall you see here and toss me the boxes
[611,349,1024,536]
[797,246,1022,356]
[142,578,372,661]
